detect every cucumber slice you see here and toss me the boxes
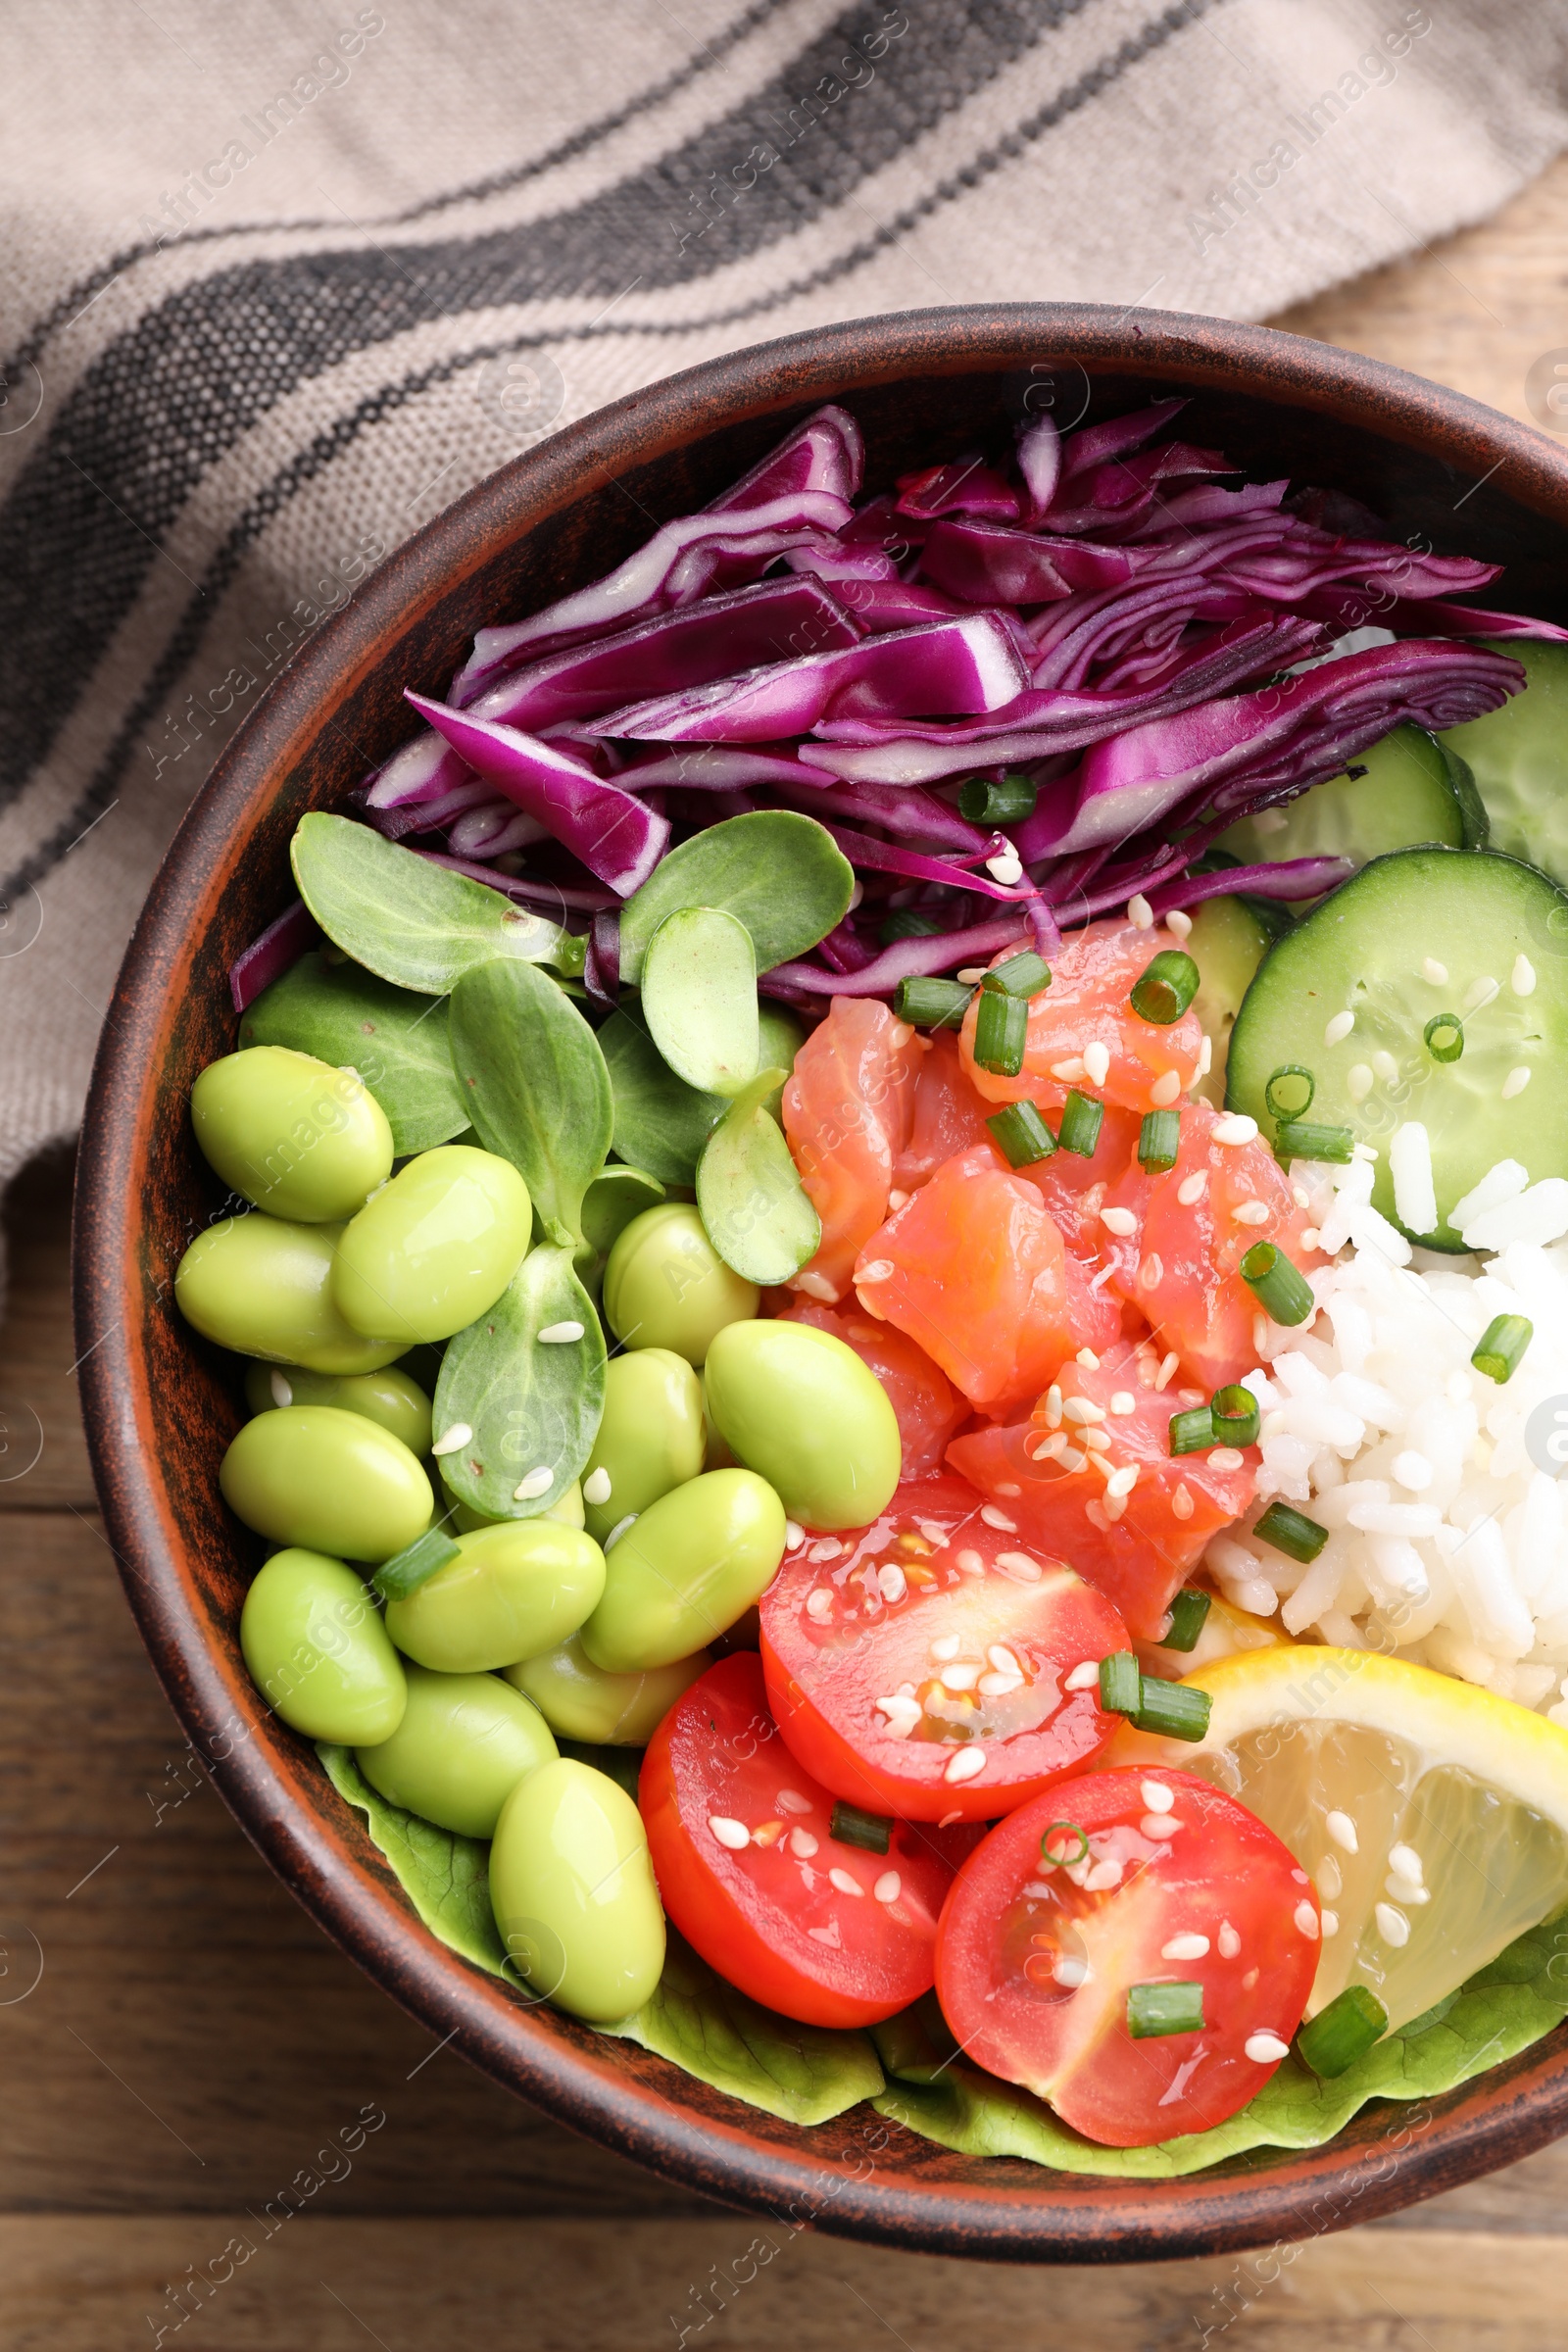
[1439,640,1568,888]
[1216,724,1486,876]
[1227,847,1568,1248]
[1186,896,1273,1108]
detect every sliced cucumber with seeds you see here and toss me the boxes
[1227,847,1568,1249]
[1185,895,1275,1109]
[1216,723,1487,879]
[1439,640,1568,890]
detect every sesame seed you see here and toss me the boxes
[1155,1351,1181,1390]
[931,1634,961,1661]
[1171,1482,1195,1520]
[1325,1809,1359,1854]
[1085,1857,1124,1891]
[1217,1921,1241,1958]
[1062,1397,1107,1425]
[431,1423,473,1457]
[1166,909,1193,940]
[874,1872,902,1903]
[944,1747,987,1783]
[1100,1204,1139,1237]
[709,1816,751,1849]
[941,1662,981,1690]
[1141,1780,1175,1812]
[1197,1034,1213,1080]
[828,1867,864,1897]
[858,1259,895,1283]
[889,1020,914,1048]
[956,968,987,984]
[981,1503,1019,1531]
[877,1564,906,1603]
[1231,1200,1271,1225]
[1084,1497,1110,1531]
[887,1188,910,1211]
[1208,1446,1245,1472]
[1299,1228,1321,1252]
[808,1538,844,1562]
[1464,973,1500,1012]
[1162,1933,1209,1960]
[1320,1909,1339,1936]
[1054,1956,1090,1987]
[1065,1659,1102,1690]
[1386,1875,1431,1905]
[1513,954,1537,996]
[1083,1042,1111,1088]
[1213,1111,1260,1148]
[1294,1900,1320,1938]
[1151,1068,1183,1106]
[513,1466,554,1499]
[1389,1841,1424,1884]
[1128,894,1154,928]
[1422,957,1448,985]
[1141,1814,1180,1838]
[1324,1011,1355,1048]
[988,1645,1022,1676]
[1076,1348,1102,1370]
[1245,2033,1291,2064]
[791,1270,840,1302]
[1317,1855,1343,1900]
[1346,1063,1374,1104]
[1371,1051,1398,1084]
[1177,1170,1207,1205]
[784,1521,806,1550]
[1051,1056,1087,1082]
[1139,1253,1165,1289]
[537,1320,585,1344]
[270,1371,293,1408]
[986,847,1023,885]
[604,1514,638,1549]
[789,1828,818,1858]
[996,1551,1045,1581]
[1502,1066,1532,1100]
[777,1790,812,1812]
[1059,1447,1089,1473]
[978,1670,1023,1696]
[955,1547,985,1576]
[1105,1463,1139,1498]
[582,1466,612,1507]
[806,1589,833,1621]
[1375,1901,1410,1946]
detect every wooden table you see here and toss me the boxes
[12,160,1568,2347]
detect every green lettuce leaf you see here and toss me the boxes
[318,1742,511,1976]
[870,1905,1568,2178]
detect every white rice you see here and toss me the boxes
[1207,1146,1568,1722]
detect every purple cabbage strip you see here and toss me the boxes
[615,744,843,791]
[1144,857,1354,916]
[1029,579,1269,693]
[362,731,475,808]
[760,775,996,854]
[820,823,1035,905]
[448,805,551,858]
[1015,410,1060,520]
[705,402,864,514]
[407,693,669,897]
[810,578,972,633]
[893,456,1020,523]
[1298,587,1568,644]
[918,518,1154,607]
[364,776,501,841]
[816,913,882,973]
[229,898,318,1015]
[1054,398,1189,484]
[416,851,617,914]
[1212,529,1500,607]
[1129,479,1289,531]
[760,916,1032,1000]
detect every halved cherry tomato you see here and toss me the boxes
[935,1769,1320,2146]
[760,1472,1127,1824]
[892,1030,995,1191]
[959,919,1201,1114]
[776,1298,967,1477]
[640,1652,964,2027]
[947,1336,1255,1639]
[1098,1098,1325,1390]
[781,999,924,1299]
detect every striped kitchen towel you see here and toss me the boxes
[2,0,1566,1180]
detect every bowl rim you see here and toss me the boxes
[73,300,1568,2263]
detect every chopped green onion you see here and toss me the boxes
[1252,1498,1329,1564]
[1132,1677,1212,1741]
[1168,1405,1215,1456]
[1275,1119,1354,1164]
[1098,1650,1141,1715]
[1129,949,1200,1025]
[1264,1063,1316,1121]
[973,988,1029,1076]
[1041,1821,1090,1867]
[1424,1010,1464,1064]
[895,976,974,1030]
[830,1801,893,1854]
[1127,1981,1204,2037]
[986,1101,1057,1168]
[1161,1588,1212,1653]
[1138,1108,1181,1171]
[1241,1240,1316,1327]
[983,949,1052,1001]
[1056,1090,1104,1155]
[957,771,1037,827]
[1472,1312,1532,1385]
[880,909,945,948]
[1296,1984,1389,2079]
[1211,1384,1260,1447]
[371,1527,461,1604]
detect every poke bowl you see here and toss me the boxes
[74,305,1568,2261]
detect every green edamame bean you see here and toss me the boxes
[176,1216,406,1374]
[331,1146,533,1345]
[601,1202,758,1364]
[356,1663,557,1837]
[450,1482,585,1534]
[239,1547,406,1743]
[244,1360,433,1456]
[703,1318,901,1531]
[192,1046,393,1222]
[489,1757,664,2020]
[579,1468,785,1673]
[580,1349,705,1543]
[220,1406,433,1561]
[506,1632,711,1743]
[384,1520,606,1673]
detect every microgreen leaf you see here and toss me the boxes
[642,906,760,1098]
[448,959,612,1248]
[432,1245,606,1521]
[239,949,469,1153]
[617,811,853,983]
[599,1007,726,1184]
[696,1067,821,1284]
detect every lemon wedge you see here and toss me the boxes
[1112,1646,1568,2030]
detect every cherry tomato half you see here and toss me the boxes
[760,1473,1128,1824]
[935,1769,1320,2147]
[640,1652,966,2028]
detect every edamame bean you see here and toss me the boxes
[384,1520,606,1673]
[450,1482,585,1534]
[489,1757,664,2020]
[506,1632,711,1743]
[601,1203,758,1364]
[192,1046,393,1222]
[331,1146,532,1344]
[240,1547,406,1743]
[704,1318,901,1530]
[176,1216,406,1374]
[220,1407,433,1561]
[356,1663,557,1837]
[579,1469,785,1673]
[244,1361,433,1457]
[580,1350,705,1543]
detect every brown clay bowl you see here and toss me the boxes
[74,306,1568,2262]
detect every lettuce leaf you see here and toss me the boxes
[870,1905,1568,2177]
[318,1742,511,1975]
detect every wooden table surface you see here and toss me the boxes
[11,158,1568,2349]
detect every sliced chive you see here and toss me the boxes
[895,976,974,1030]
[1253,1498,1329,1564]
[1241,1240,1315,1327]
[957,770,1038,827]
[1138,1108,1181,1172]
[1056,1090,1104,1155]
[371,1527,461,1603]
[1041,1821,1090,1868]
[1264,1063,1316,1122]
[987,1100,1057,1168]
[880,909,945,948]
[1168,1405,1215,1456]
[1129,949,1200,1025]
[1296,1984,1389,2079]
[1133,1677,1212,1741]
[830,1801,893,1854]
[1211,1384,1260,1447]
[1472,1312,1532,1385]
[1098,1650,1141,1715]
[1424,1010,1464,1064]
[973,987,1029,1076]
[1162,1587,1212,1653]
[1127,1980,1204,2037]
[983,949,1053,1001]
[1275,1119,1354,1164]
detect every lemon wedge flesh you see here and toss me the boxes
[1112,1647,1568,2030]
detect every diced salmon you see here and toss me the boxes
[892,1030,995,1191]
[782,999,925,1300]
[959,918,1201,1114]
